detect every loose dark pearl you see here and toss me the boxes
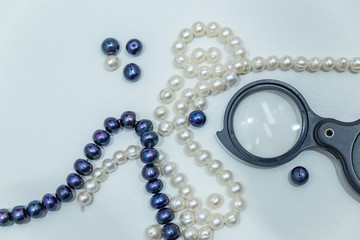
[56,185,75,202]
[126,38,143,56]
[101,38,120,55]
[150,193,169,209]
[290,166,309,186]
[189,110,206,127]
[84,143,102,160]
[120,111,137,129]
[27,200,47,219]
[66,173,84,190]
[123,63,141,82]
[135,119,154,136]
[140,148,159,164]
[104,117,121,134]
[145,179,163,194]
[156,208,174,225]
[142,164,160,181]
[42,194,61,211]
[11,206,30,224]
[0,209,13,227]
[140,131,159,148]
[162,223,181,240]
[92,129,111,146]
[74,159,93,176]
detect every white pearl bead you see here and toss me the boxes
[217,170,233,185]
[223,71,238,87]
[207,47,221,63]
[181,88,197,103]
[198,226,214,240]
[168,75,185,91]
[159,88,175,104]
[192,21,206,37]
[154,105,169,120]
[173,99,189,114]
[186,197,202,210]
[77,191,93,206]
[161,161,177,177]
[169,195,186,212]
[183,227,198,240]
[179,28,194,43]
[209,213,225,230]
[180,210,196,227]
[144,224,162,240]
[155,150,167,167]
[192,97,208,110]
[102,158,117,173]
[266,56,280,70]
[232,58,245,74]
[350,57,360,72]
[183,63,198,78]
[224,211,240,227]
[171,172,187,188]
[126,145,141,160]
[92,168,108,182]
[233,46,246,59]
[191,48,207,64]
[184,141,200,156]
[226,182,243,197]
[212,63,226,78]
[279,56,293,71]
[206,193,224,209]
[228,36,243,49]
[113,150,128,165]
[251,56,266,72]
[308,57,322,72]
[176,128,193,144]
[172,39,187,54]
[230,197,246,212]
[206,160,223,175]
[195,81,212,97]
[157,120,174,136]
[195,209,211,225]
[322,56,335,71]
[174,54,189,68]
[198,66,213,80]
[195,150,212,166]
[210,78,226,94]
[225,60,233,72]
[218,27,233,43]
[335,57,349,72]
[293,56,308,72]
[84,178,100,193]
[242,58,252,73]
[104,55,120,71]
[179,185,194,199]
[206,22,220,37]
[173,114,190,129]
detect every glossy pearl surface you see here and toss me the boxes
[280,56,293,70]
[154,106,169,120]
[102,158,117,173]
[252,56,265,72]
[335,57,349,72]
[195,150,211,166]
[74,159,93,176]
[156,208,175,225]
[206,193,224,209]
[11,206,29,224]
[189,110,206,127]
[145,224,162,240]
[157,120,174,136]
[195,208,211,225]
[192,21,206,37]
[104,55,120,71]
[120,111,137,129]
[168,75,185,91]
[350,57,360,72]
[178,185,194,199]
[183,64,198,78]
[126,145,141,160]
[206,160,222,175]
[161,223,181,240]
[146,179,164,194]
[217,170,233,185]
[230,198,246,212]
[169,195,186,212]
[179,28,193,43]
[150,193,170,209]
[226,182,243,197]
[171,173,187,188]
[84,143,102,160]
[181,88,196,103]
[0,209,13,226]
[42,194,61,211]
[84,178,100,193]
[198,226,214,240]
[92,129,111,146]
[77,191,93,206]
[308,57,321,72]
[113,150,127,165]
[207,47,221,63]
[176,128,193,145]
[266,56,280,70]
[180,210,196,227]
[126,38,143,56]
[27,200,46,219]
[66,173,84,189]
[172,39,187,54]
[56,185,74,202]
[198,66,212,81]
[186,197,202,210]
[141,148,159,164]
[224,211,240,227]
[194,81,211,97]
[101,38,120,55]
[104,117,121,134]
[206,22,220,37]
[223,71,238,87]
[141,131,159,148]
[92,168,108,182]
[135,119,154,136]
[183,227,198,240]
[174,54,189,68]
[209,213,225,230]
[142,164,160,181]
[290,166,309,185]
[191,48,206,64]
[161,162,177,177]
[322,56,335,71]
[123,63,141,82]
[184,141,200,156]
[218,27,233,43]
[159,88,175,104]
[173,114,189,129]
[192,97,208,110]
[293,56,307,71]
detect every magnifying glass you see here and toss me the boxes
[217,79,360,196]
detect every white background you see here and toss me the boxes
[0,0,360,239]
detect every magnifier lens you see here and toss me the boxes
[233,89,303,158]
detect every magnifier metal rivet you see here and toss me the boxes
[325,128,334,138]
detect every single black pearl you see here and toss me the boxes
[140,148,159,164]
[123,63,141,82]
[290,166,309,186]
[150,193,169,209]
[142,164,160,181]
[84,143,102,160]
[104,117,121,134]
[145,179,163,194]
[92,129,111,146]
[156,208,174,225]
[140,131,159,148]
[56,185,75,202]
[120,111,137,129]
[66,173,84,190]
[27,200,47,219]
[74,159,93,176]
[101,38,120,55]
[135,119,154,136]
[189,110,206,127]
[126,38,143,56]
[162,223,181,240]
[0,209,13,227]
[42,194,61,211]
[11,206,30,224]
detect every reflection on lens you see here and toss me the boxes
[233,89,303,158]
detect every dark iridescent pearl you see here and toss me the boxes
[135,119,154,136]
[156,208,174,225]
[123,63,141,82]
[66,173,84,190]
[162,223,181,240]
[101,38,120,55]
[11,206,30,224]
[27,200,47,219]
[74,159,93,176]
[56,185,75,202]
[189,110,206,127]
[42,194,61,211]
[126,39,143,56]
[104,117,121,134]
[150,193,169,209]
[84,143,102,160]
[0,209,13,227]
[290,166,309,186]
[92,129,111,146]
[145,179,163,194]
[142,164,160,181]
[120,111,137,129]
[140,131,159,148]
[140,148,159,164]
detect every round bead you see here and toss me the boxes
[290,166,309,185]
[141,148,159,164]
[350,57,360,72]
[92,168,108,182]
[150,193,169,209]
[84,178,100,193]
[161,161,177,177]
[335,57,349,72]
[102,158,117,173]
[189,110,206,128]
[184,141,200,156]
[228,36,243,49]
[206,193,224,209]
[174,54,189,68]
[242,58,252,73]
[27,200,46,219]
[233,46,246,59]
[183,227,198,240]
[173,114,190,130]
[120,111,137,129]
[159,88,175,104]
[322,56,335,71]
[157,120,174,136]
[156,208,175,225]
[169,195,186,212]
[113,150,128,165]
[77,191,93,206]
[212,63,226,78]
[181,88,197,103]
[223,71,238,87]
[180,210,196,227]
[56,185,74,202]
[168,75,184,91]
[142,164,160,181]
[186,197,202,210]
[266,56,280,70]
[74,159,93,176]
[42,194,60,211]
[198,226,214,240]
[224,211,240,227]
[230,197,246,212]
[207,47,221,63]
[206,22,220,37]
[172,39,187,54]
[104,117,121,134]
[123,63,141,82]
[192,97,208,111]
[226,182,243,197]
[104,55,120,71]
[279,56,293,70]
[293,56,308,72]
[176,128,193,145]
[218,27,233,43]
[126,145,141,160]
[179,28,193,43]
[145,224,162,240]
[209,213,225,230]
[192,21,206,37]
[171,173,187,188]
[194,81,211,97]
[206,160,223,175]
[0,209,13,226]
[251,56,266,72]
[140,131,159,148]
[126,38,143,56]
[92,129,111,146]
[162,223,181,240]
[178,185,194,199]
[308,57,322,72]
[195,150,211,166]
[190,48,207,64]
[155,151,168,167]
[101,38,120,55]
[210,78,226,94]
[183,64,198,78]
[11,206,30,224]
[154,106,169,120]
[232,58,245,74]
[146,179,164,194]
[217,170,233,185]
[66,173,84,190]
[84,143,102,160]
[198,66,212,81]
[195,209,211,225]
